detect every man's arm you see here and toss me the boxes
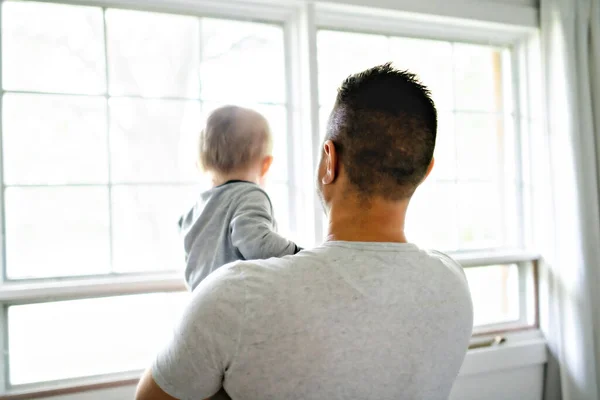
[230,189,300,259]
[135,368,220,400]
[136,369,178,400]
[135,265,245,400]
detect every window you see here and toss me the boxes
[317,30,518,251]
[0,0,539,395]
[0,0,297,390]
[316,29,535,333]
[2,2,294,279]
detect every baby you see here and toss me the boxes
[179,105,302,291]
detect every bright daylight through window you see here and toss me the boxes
[0,0,538,393]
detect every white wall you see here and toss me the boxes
[450,365,544,400]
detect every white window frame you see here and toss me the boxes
[0,0,543,397]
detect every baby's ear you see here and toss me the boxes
[421,157,435,183]
[261,155,274,177]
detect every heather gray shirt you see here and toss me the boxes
[153,242,474,400]
[179,181,299,290]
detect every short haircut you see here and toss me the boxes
[325,63,437,200]
[199,105,272,174]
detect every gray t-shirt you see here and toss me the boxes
[153,241,474,400]
[179,181,299,290]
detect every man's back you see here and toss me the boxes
[153,242,473,400]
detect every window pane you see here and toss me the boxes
[256,104,288,183]
[106,9,200,98]
[111,185,198,273]
[319,105,331,143]
[457,183,503,249]
[2,93,108,185]
[8,292,189,385]
[455,113,502,181]
[5,187,110,279]
[265,182,291,239]
[2,1,105,94]
[453,43,502,112]
[202,103,288,182]
[406,182,459,250]
[317,31,389,105]
[389,37,453,111]
[109,98,201,183]
[200,19,285,104]
[465,264,520,326]
[429,112,456,182]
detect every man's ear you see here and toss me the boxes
[322,140,338,185]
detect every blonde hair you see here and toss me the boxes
[199,105,272,174]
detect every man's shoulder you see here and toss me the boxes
[423,249,467,281]
[190,262,247,300]
[193,253,298,290]
[230,253,301,275]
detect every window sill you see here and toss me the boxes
[0,372,141,400]
[0,272,186,303]
[461,330,548,377]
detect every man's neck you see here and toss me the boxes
[325,197,410,243]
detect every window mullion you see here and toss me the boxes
[283,17,298,238]
[284,4,322,246]
[296,3,322,245]
[510,45,527,249]
[0,305,8,393]
[0,3,8,392]
[102,8,114,274]
[517,260,533,326]
[0,1,7,286]
[0,4,10,393]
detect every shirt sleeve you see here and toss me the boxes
[230,189,299,260]
[152,264,245,400]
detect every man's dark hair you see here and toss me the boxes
[326,63,437,200]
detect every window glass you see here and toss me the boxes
[2,1,106,94]
[2,94,108,185]
[5,187,110,279]
[8,293,189,385]
[106,9,200,98]
[200,19,286,104]
[465,264,520,326]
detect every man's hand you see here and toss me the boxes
[135,369,178,400]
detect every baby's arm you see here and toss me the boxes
[230,189,301,260]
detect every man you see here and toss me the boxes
[135,63,474,400]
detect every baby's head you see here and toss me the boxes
[199,106,274,186]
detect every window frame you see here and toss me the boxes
[0,0,542,397]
